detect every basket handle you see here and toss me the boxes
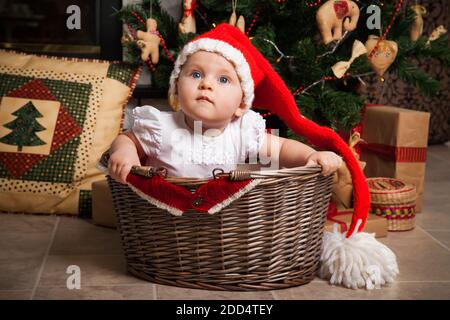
[131,166,168,178]
[212,168,252,181]
[130,166,252,181]
[129,165,323,180]
[99,150,320,181]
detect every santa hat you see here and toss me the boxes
[168,24,398,289]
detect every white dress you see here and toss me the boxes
[131,106,266,178]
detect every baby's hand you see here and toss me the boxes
[108,150,141,184]
[305,151,343,176]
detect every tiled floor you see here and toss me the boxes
[1,143,449,300]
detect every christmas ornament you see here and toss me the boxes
[316,0,360,45]
[136,18,161,64]
[426,25,447,46]
[365,35,398,77]
[121,33,133,46]
[179,0,197,34]
[410,4,426,41]
[331,40,367,78]
[228,0,245,33]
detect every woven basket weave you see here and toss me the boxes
[367,177,417,231]
[106,166,333,291]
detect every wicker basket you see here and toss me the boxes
[106,165,333,291]
[367,177,417,231]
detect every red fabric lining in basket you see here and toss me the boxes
[126,173,260,216]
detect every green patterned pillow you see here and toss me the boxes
[0,50,141,215]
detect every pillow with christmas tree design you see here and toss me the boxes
[0,50,141,215]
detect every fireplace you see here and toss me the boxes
[0,0,123,60]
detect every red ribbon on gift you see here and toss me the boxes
[359,143,427,163]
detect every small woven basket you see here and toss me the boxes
[106,163,333,291]
[367,177,417,231]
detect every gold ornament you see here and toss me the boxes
[365,35,398,77]
[316,0,360,45]
[179,0,197,34]
[121,33,133,46]
[410,4,426,41]
[426,25,447,46]
[332,40,367,78]
[136,18,161,64]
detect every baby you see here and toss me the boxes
[108,24,342,184]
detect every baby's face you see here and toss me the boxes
[176,51,244,130]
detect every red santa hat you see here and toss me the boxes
[168,23,369,237]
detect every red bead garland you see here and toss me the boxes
[305,0,322,8]
[131,11,146,26]
[293,86,304,96]
[157,34,175,63]
[246,9,260,36]
[127,23,137,38]
[323,73,351,81]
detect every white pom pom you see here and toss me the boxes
[319,220,399,290]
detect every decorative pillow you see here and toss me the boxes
[0,50,141,215]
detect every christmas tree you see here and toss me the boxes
[0,101,46,152]
[116,0,450,136]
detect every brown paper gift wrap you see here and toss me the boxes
[324,209,388,238]
[92,179,117,228]
[360,106,430,212]
[332,132,366,210]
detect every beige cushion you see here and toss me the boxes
[0,50,141,215]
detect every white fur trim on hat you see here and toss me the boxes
[169,38,255,110]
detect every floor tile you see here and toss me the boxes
[0,257,44,290]
[0,221,55,260]
[0,213,57,237]
[0,290,32,300]
[50,217,122,255]
[37,254,147,288]
[156,284,274,300]
[427,144,450,162]
[421,181,450,201]
[272,281,450,300]
[0,213,56,290]
[34,284,156,300]
[426,231,450,250]
[416,209,450,231]
[378,228,450,282]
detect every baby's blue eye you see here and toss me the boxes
[191,71,201,79]
[219,76,229,84]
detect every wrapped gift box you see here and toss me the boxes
[360,105,430,212]
[332,132,366,210]
[92,179,117,228]
[324,209,388,238]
